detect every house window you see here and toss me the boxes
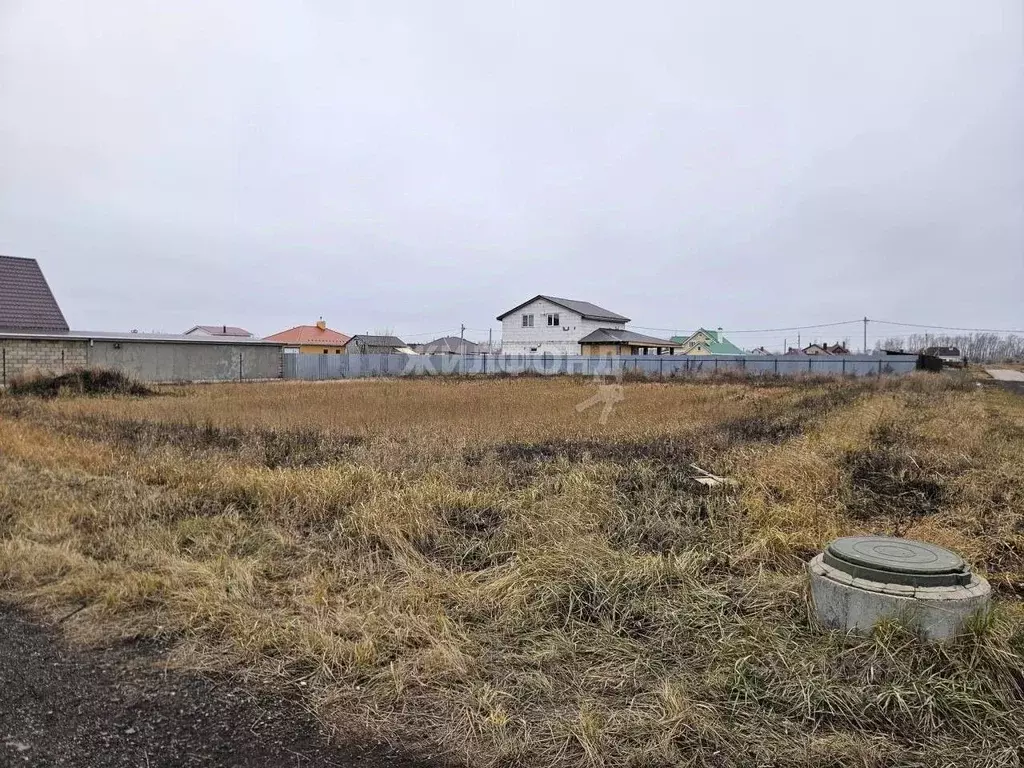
[522,314,534,327]
[547,313,560,326]
[335,349,341,354]
[323,349,329,354]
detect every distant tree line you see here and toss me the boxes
[874,333,1024,362]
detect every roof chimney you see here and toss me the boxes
[222,324,227,334]
[316,317,327,331]
[717,327,723,343]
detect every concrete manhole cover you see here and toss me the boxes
[823,536,971,587]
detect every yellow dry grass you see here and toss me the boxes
[1,373,1022,768]
[33,377,794,442]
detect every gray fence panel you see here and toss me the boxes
[281,353,918,380]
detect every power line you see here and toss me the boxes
[631,318,1024,336]
[870,319,1024,334]
[427,318,1023,343]
[729,320,865,334]
[630,319,863,335]
[397,329,462,338]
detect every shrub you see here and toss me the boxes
[8,368,153,399]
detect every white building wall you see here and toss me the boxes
[499,298,626,355]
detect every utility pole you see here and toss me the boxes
[488,328,493,353]
[863,316,868,354]
[784,338,787,354]
[797,332,801,349]
[460,323,466,357]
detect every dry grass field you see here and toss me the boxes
[2,374,1023,767]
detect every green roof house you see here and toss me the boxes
[671,327,745,355]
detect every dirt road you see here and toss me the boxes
[986,368,1024,395]
[986,368,1024,382]
[0,605,442,768]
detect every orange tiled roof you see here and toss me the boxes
[263,325,351,346]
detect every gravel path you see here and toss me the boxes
[0,605,444,768]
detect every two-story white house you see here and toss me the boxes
[496,295,630,355]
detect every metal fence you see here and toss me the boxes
[282,353,919,380]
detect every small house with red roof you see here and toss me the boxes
[263,319,351,354]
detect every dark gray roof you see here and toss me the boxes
[0,255,69,332]
[578,328,680,346]
[496,295,629,323]
[421,336,481,354]
[922,346,961,357]
[185,325,253,337]
[346,334,407,347]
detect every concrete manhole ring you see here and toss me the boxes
[823,535,970,587]
[809,535,991,642]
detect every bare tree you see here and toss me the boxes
[876,333,1024,362]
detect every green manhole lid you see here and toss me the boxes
[823,536,972,588]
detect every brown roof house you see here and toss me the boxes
[264,319,351,353]
[578,328,681,356]
[0,255,79,382]
[802,342,850,355]
[0,257,286,383]
[0,255,69,332]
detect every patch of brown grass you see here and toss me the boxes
[15,376,824,443]
[1,373,1022,767]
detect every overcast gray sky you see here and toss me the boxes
[1,1,1021,347]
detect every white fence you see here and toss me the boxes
[282,353,919,380]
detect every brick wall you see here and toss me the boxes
[0,339,89,385]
